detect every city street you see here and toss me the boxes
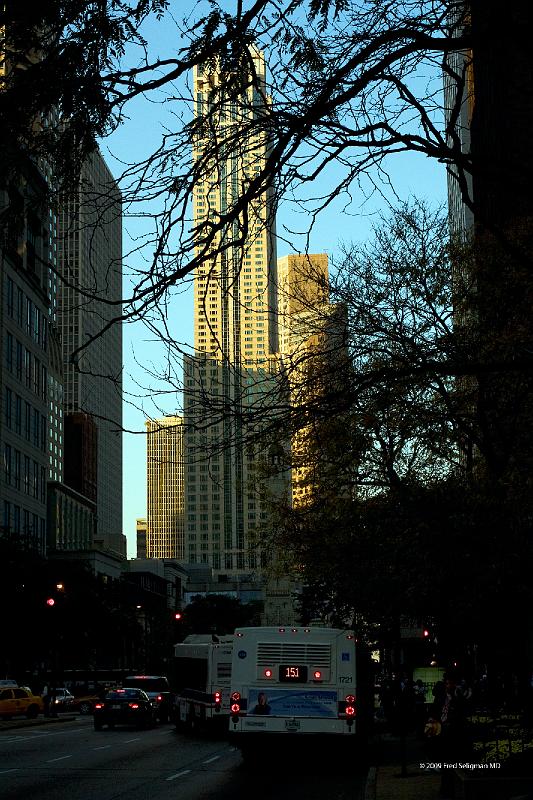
[0,718,367,800]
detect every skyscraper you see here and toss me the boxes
[184,49,284,574]
[57,148,124,557]
[1,160,53,554]
[146,417,184,559]
[278,253,334,506]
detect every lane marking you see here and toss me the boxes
[93,745,112,750]
[0,768,19,774]
[122,738,141,743]
[46,755,73,763]
[166,769,191,781]
[202,755,221,765]
[3,728,86,745]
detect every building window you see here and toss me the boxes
[13,505,20,534]
[5,388,12,428]
[4,444,12,485]
[33,461,39,499]
[14,450,21,490]
[24,403,31,440]
[5,277,14,317]
[16,288,23,326]
[33,409,40,447]
[23,455,30,494]
[3,500,11,531]
[14,395,21,435]
[15,340,22,380]
[5,333,13,372]
[24,349,31,388]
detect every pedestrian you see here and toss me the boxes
[42,685,50,718]
[430,673,470,798]
[414,679,427,736]
[397,677,416,734]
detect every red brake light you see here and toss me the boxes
[129,703,140,709]
[264,669,273,678]
[231,691,241,702]
[157,695,163,702]
[94,703,104,709]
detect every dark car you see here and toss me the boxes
[124,675,172,722]
[93,688,155,730]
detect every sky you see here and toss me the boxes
[100,2,448,558]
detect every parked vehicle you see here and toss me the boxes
[93,688,155,730]
[124,675,172,722]
[42,687,75,711]
[172,634,233,730]
[72,693,103,715]
[0,687,43,719]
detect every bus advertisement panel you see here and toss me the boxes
[248,688,338,718]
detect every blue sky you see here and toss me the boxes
[101,2,448,558]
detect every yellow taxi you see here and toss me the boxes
[0,687,43,719]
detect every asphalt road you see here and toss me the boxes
[0,717,367,800]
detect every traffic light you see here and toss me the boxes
[174,612,182,621]
[46,598,56,607]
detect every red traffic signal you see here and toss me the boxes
[174,612,182,620]
[46,598,55,607]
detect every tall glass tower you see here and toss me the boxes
[184,49,284,575]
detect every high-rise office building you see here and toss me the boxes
[57,149,124,557]
[1,160,54,554]
[183,49,284,574]
[278,254,331,506]
[146,417,184,559]
[278,253,350,510]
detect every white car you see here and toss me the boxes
[43,688,75,709]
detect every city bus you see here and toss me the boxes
[172,634,233,730]
[228,626,365,756]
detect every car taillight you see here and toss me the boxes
[129,703,140,709]
[156,695,163,702]
[94,703,104,710]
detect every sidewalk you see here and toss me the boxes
[366,732,442,800]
